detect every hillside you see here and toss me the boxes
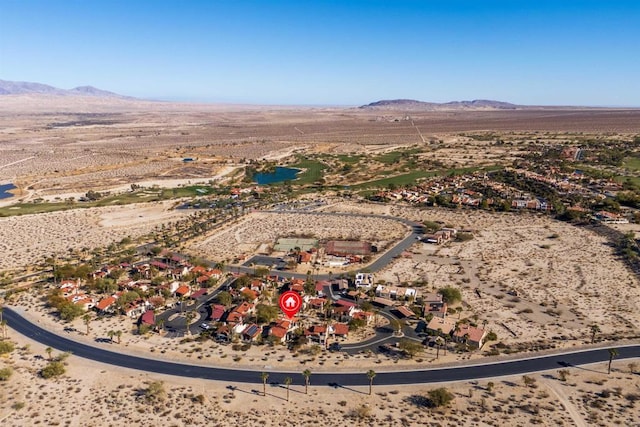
[360,98,518,110]
[0,79,130,98]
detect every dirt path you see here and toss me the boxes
[541,378,587,427]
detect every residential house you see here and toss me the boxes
[242,324,262,342]
[95,296,117,314]
[354,272,374,289]
[331,323,349,338]
[140,310,155,327]
[209,304,226,322]
[453,324,487,349]
[426,316,457,335]
[226,302,255,325]
[175,285,191,298]
[394,305,416,319]
[423,293,447,318]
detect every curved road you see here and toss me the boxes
[6,308,639,386]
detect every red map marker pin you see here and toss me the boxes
[279,291,302,319]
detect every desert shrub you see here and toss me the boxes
[144,381,166,402]
[0,367,13,381]
[456,232,474,242]
[352,404,372,419]
[428,387,455,407]
[0,341,15,355]
[40,361,65,379]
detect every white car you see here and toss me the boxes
[200,323,211,330]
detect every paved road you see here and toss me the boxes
[6,308,639,386]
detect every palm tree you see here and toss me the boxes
[185,311,196,335]
[366,370,376,395]
[302,369,311,395]
[260,372,269,396]
[115,330,122,344]
[107,330,115,343]
[608,348,619,374]
[590,324,600,344]
[45,346,53,360]
[284,376,292,402]
[82,314,92,335]
[322,299,332,320]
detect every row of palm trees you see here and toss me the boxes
[258,369,377,400]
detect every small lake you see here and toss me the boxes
[0,183,16,200]
[254,167,300,185]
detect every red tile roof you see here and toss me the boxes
[141,310,155,325]
[454,324,486,343]
[333,323,349,336]
[175,285,190,296]
[96,296,116,311]
[270,326,287,339]
[190,288,207,299]
[210,304,226,321]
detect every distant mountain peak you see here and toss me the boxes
[0,79,131,98]
[360,98,518,110]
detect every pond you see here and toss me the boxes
[253,167,300,185]
[0,183,16,200]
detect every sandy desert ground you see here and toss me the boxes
[0,201,193,271]
[187,211,408,263]
[1,328,638,427]
[320,202,640,346]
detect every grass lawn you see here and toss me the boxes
[0,185,215,217]
[623,156,640,172]
[289,158,327,185]
[374,148,422,165]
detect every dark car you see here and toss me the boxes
[328,342,342,352]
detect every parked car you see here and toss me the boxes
[200,323,211,330]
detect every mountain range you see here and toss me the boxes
[0,79,130,98]
[360,99,519,110]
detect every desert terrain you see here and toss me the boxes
[1,328,638,427]
[1,95,640,426]
[0,201,193,271]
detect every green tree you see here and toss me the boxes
[284,376,292,402]
[216,291,233,307]
[438,286,462,304]
[45,347,53,360]
[256,304,279,324]
[261,372,269,396]
[58,302,84,321]
[608,348,619,374]
[107,330,115,343]
[302,369,311,395]
[366,370,376,395]
[115,330,122,344]
[399,339,422,359]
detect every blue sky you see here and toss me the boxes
[1,1,638,105]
